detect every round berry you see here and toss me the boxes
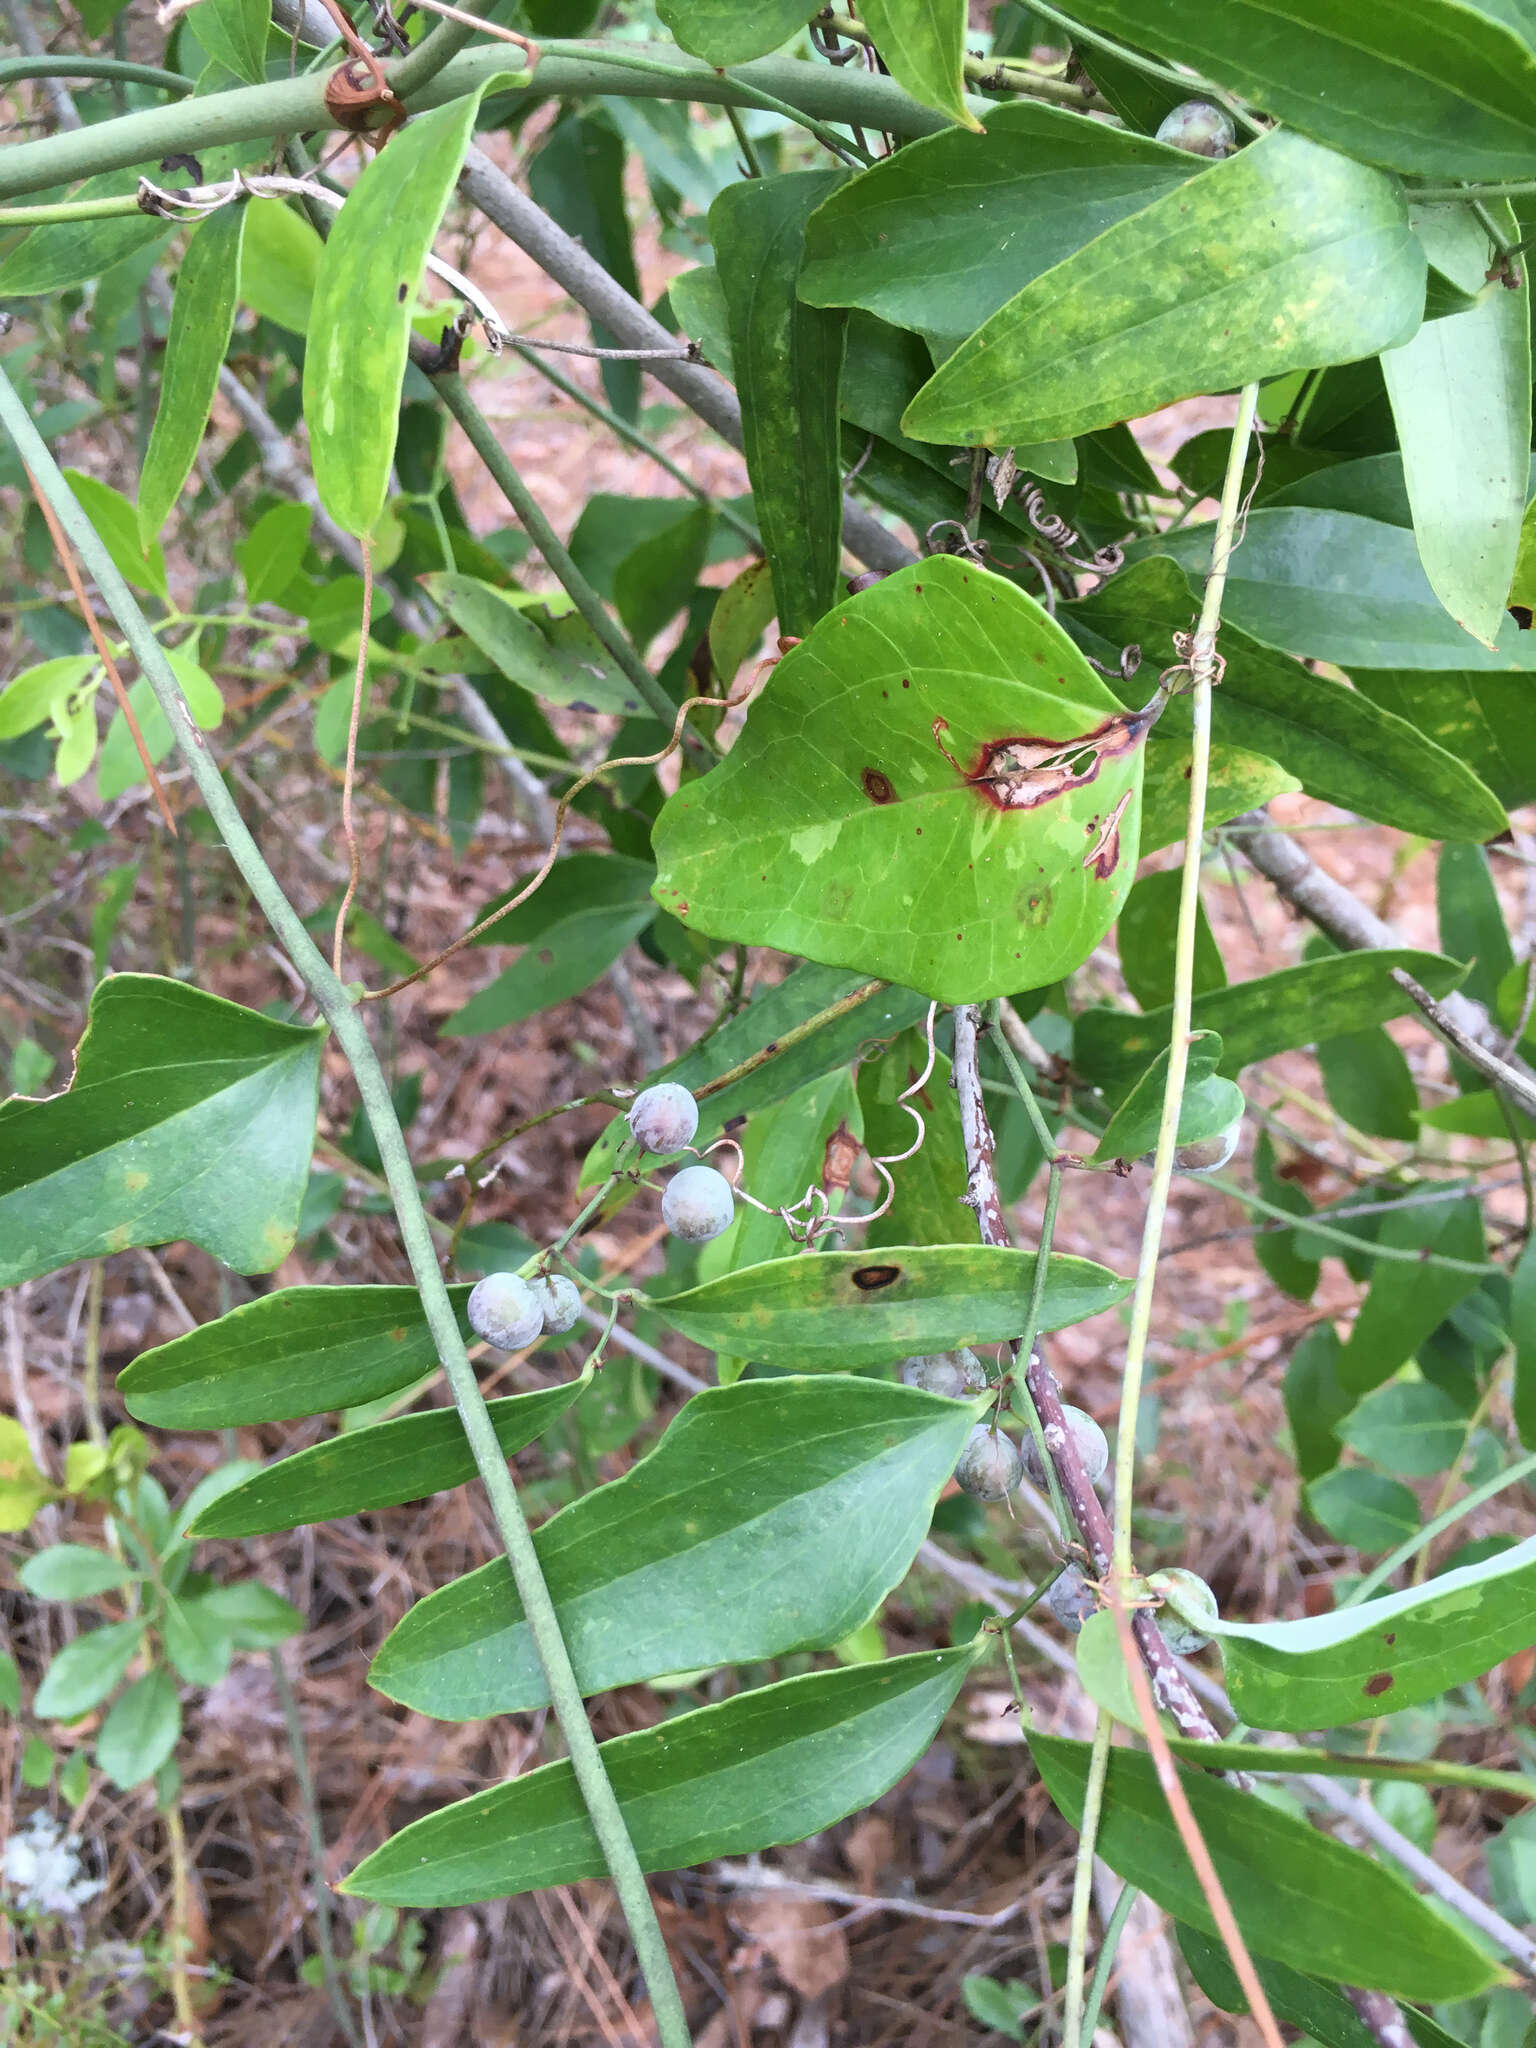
[467,1272,544,1351]
[1148,1567,1219,1654]
[1155,98,1237,158]
[1043,1567,1097,1636]
[661,1163,735,1243]
[1022,1404,1109,1489]
[628,1082,700,1156]
[530,1274,582,1335]
[900,1348,987,1398]
[1174,1118,1242,1175]
[954,1425,1021,1502]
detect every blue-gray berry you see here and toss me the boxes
[1148,1567,1219,1654]
[900,1349,987,1398]
[954,1425,1021,1501]
[1023,1405,1109,1489]
[1155,99,1236,157]
[467,1272,544,1351]
[628,1082,700,1155]
[1043,1567,1097,1636]
[530,1275,582,1334]
[661,1163,734,1243]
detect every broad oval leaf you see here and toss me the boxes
[651,1244,1130,1368]
[1178,1924,1474,2048]
[343,1643,980,1905]
[304,82,515,536]
[652,558,1148,1003]
[0,976,324,1290]
[800,100,1190,357]
[370,1377,982,1717]
[1032,1734,1500,2000]
[1337,1380,1468,1477]
[119,1283,478,1429]
[1074,949,1468,1091]
[656,0,819,65]
[1143,507,1536,671]
[1205,1534,1536,1733]
[1071,556,1509,842]
[1382,202,1531,649]
[190,1374,590,1537]
[137,206,247,544]
[859,0,979,130]
[710,172,846,637]
[1064,0,1536,179]
[903,131,1423,449]
[19,1545,138,1600]
[34,1620,145,1720]
[96,1668,180,1791]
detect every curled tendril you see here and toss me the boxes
[1018,485,1124,579]
[1084,642,1143,683]
[923,518,988,563]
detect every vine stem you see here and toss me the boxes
[1065,382,1261,2048]
[0,364,695,2048]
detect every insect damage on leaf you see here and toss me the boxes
[933,699,1156,820]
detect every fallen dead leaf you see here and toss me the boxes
[730,1895,849,2000]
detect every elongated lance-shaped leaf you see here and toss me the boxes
[138,205,247,544]
[860,0,979,130]
[370,1377,980,1718]
[1032,1736,1501,2001]
[303,75,523,536]
[1063,0,1536,179]
[1074,949,1469,1090]
[190,1373,591,1537]
[650,1244,1129,1368]
[710,173,847,636]
[800,100,1190,357]
[652,558,1148,1003]
[903,131,1424,449]
[1178,1924,1481,2048]
[1382,202,1531,650]
[344,1644,980,1905]
[0,976,323,1289]
[1202,1532,1536,1733]
[119,1284,480,1429]
[1070,556,1508,842]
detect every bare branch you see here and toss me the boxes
[1391,966,1536,1120]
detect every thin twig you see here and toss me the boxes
[269,1649,362,2048]
[1391,966,1536,1121]
[332,537,374,978]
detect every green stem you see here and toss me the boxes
[1062,1713,1114,2047]
[819,8,1092,107]
[0,194,145,224]
[1342,1448,1536,1607]
[388,0,499,99]
[0,363,694,2048]
[268,1648,362,2048]
[509,342,759,546]
[1199,1174,1499,1277]
[432,369,711,763]
[1410,180,1536,201]
[0,44,954,201]
[1079,1882,1139,2044]
[0,54,195,93]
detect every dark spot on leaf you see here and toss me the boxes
[862,768,897,804]
[1017,885,1053,928]
[1084,791,1133,880]
[913,583,923,595]
[764,1041,780,1054]
[1511,604,1533,630]
[935,705,1151,815]
[851,1264,902,1291]
[901,677,911,689]
[570,700,598,713]
[538,947,555,965]
[724,1114,747,1133]
[397,282,409,302]
[1383,1633,1396,1646]
[1363,1672,1394,1697]
[389,1327,408,1342]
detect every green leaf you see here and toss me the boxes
[1306,1467,1422,1552]
[0,975,324,1289]
[193,0,271,84]
[1205,1533,1536,1732]
[800,101,1189,358]
[62,470,167,600]
[236,195,321,334]
[528,109,643,419]
[1074,950,1467,1091]
[119,1284,482,1429]
[709,559,778,685]
[190,1581,304,1647]
[1284,1322,1351,1480]
[1117,867,1225,1013]
[442,897,657,1036]
[21,1736,55,1788]
[711,173,846,636]
[651,1243,1129,1368]
[0,1418,57,1533]
[1336,1195,1488,1394]
[97,651,223,803]
[1512,1234,1536,1450]
[138,206,247,545]
[0,1650,20,1714]
[190,1375,589,1536]
[0,169,173,297]
[1062,0,1536,179]
[161,1594,232,1685]
[305,81,512,536]
[858,1034,972,1249]
[1177,1923,1472,2048]
[1142,507,1536,671]
[344,1643,979,1904]
[96,1669,180,1790]
[1339,1380,1469,1477]
[236,501,313,606]
[1438,842,1515,1013]
[371,1378,982,1717]
[860,0,978,129]
[653,558,1147,1003]
[1381,203,1530,648]
[466,853,657,948]
[1315,1029,1419,1142]
[0,656,96,740]
[1031,1734,1499,2000]
[1071,557,1509,841]
[19,1545,138,1600]
[656,0,819,64]
[1090,1031,1224,1163]
[902,132,1424,449]
[34,1620,144,1720]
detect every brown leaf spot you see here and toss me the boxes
[851,1264,902,1291]
[935,702,1152,815]
[1363,1672,1395,1698]
[1083,789,1133,880]
[862,768,897,804]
